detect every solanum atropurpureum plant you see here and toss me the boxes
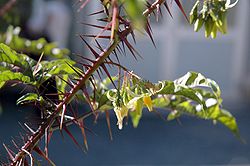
[0,0,240,165]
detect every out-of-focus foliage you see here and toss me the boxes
[122,0,146,29]
[0,26,70,58]
[0,0,32,32]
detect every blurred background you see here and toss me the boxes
[0,0,250,165]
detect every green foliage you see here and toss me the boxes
[0,42,239,137]
[0,42,35,68]
[0,0,32,31]
[16,93,44,105]
[0,42,36,77]
[123,0,146,29]
[0,26,70,58]
[37,59,77,83]
[0,70,32,88]
[0,0,241,164]
[93,72,239,136]
[190,0,238,38]
[0,43,78,91]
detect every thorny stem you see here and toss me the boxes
[11,39,119,166]
[10,0,166,165]
[143,0,166,16]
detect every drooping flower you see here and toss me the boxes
[114,105,128,130]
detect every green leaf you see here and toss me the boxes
[194,17,204,32]
[172,100,239,137]
[35,59,81,85]
[0,43,36,77]
[0,64,11,71]
[217,109,239,136]
[189,0,199,24]
[167,110,181,121]
[157,81,175,94]
[17,93,44,105]
[205,17,214,38]
[56,75,68,100]
[0,70,33,88]
[152,96,170,108]
[40,59,77,76]
[98,93,110,109]
[129,98,143,128]
[157,73,209,107]
[190,0,231,38]
[148,72,237,135]
[173,71,221,98]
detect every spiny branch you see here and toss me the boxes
[10,39,119,165]
[10,0,168,165]
[143,0,166,16]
